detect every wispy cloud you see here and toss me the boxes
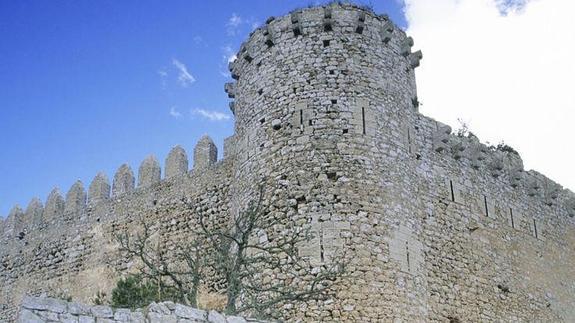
[191,108,231,121]
[169,107,182,118]
[172,58,196,87]
[226,13,243,35]
[219,45,238,78]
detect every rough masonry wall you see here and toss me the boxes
[1,3,574,323]
[18,297,265,323]
[0,141,230,321]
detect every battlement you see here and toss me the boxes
[0,135,221,243]
[225,3,421,117]
[428,119,575,218]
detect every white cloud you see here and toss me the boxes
[172,58,196,87]
[226,13,243,35]
[403,0,575,190]
[191,108,231,121]
[169,107,182,118]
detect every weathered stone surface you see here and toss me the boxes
[90,305,113,318]
[44,187,65,223]
[193,135,218,170]
[88,172,110,206]
[65,180,87,215]
[165,145,189,178]
[25,197,44,229]
[138,155,161,188]
[112,164,135,197]
[18,308,45,323]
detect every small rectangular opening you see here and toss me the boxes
[343,129,348,134]
[407,128,412,154]
[323,40,330,47]
[299,110,303,127]
[449,180,455,202]
[293,27,301,37]
[258,89,263,95]
[509,208,515,228]
[361,106,366,135]
[324,24,332,32]
[308,119,312,126]
[331,99,337,104]
[533,219,538,239]
[405,241,411,272]
[483,195,489,217]
[329,70,335,75]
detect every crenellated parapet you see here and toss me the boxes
[64,180,86,215]
[429,119,573,219]
[165,145,189,178]
[225,3,421,117]
[88,172,111,206]
[1,138,226,243]
[44,188,65,224]
[138,155,161,188]
[193,135,218,170]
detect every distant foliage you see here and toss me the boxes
[493,142,519,156]
[111,275,180,309]
[455,119,476,139]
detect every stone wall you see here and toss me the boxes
[1,3,574,322]
[17,297,265,323]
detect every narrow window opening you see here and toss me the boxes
[509,208,515,228]
[323,40,330,47]
[319,229,325,263]
[343,129,349,134]
[258,89,263,95]
[308,119,312,126]
[407,129,412,154]
[533,219,538,239]
[331,99,337,104]
[299,110,303,128]
[361,106,366,135]
[244,55,253,63]
[405,241,411,271]
[449,180,455,202]
[324,24,332,32]
[329,70,335,75]
[483,195,489,217]
[259,117,265,124]
[293,28,301,37]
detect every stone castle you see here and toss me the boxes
[2,3,575,322]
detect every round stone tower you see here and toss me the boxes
[225,4,425,320]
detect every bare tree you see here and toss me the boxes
[115,219,205,307]
[190,185,347,317]
[114,184,347,318]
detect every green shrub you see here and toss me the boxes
[111,275,181,309]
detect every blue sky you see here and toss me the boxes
[0,1,407,217]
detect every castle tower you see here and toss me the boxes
[226,4,426,320]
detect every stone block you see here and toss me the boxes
[79,316,96,323]
[68,302,90,315]
[174,304,206,320]
[17,308,44,323]
[90,305,113,318]
[22,296,67,313]
[148,312,177,323]
[208,310,226,323]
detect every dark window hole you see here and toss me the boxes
[323,40,330,47]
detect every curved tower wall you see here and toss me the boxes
[226,4,426,320]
